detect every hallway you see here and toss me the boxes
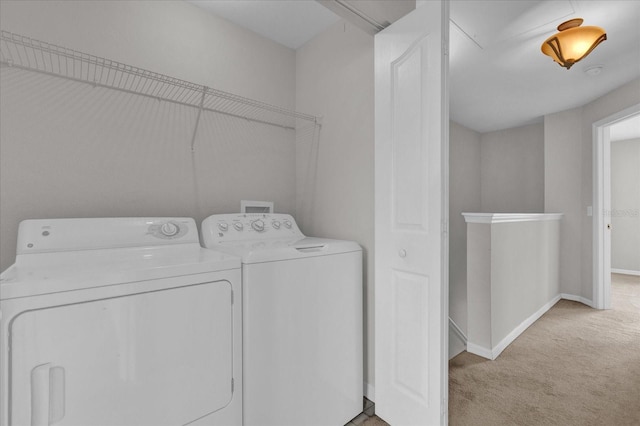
[448,273,640,425]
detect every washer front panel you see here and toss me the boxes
[241,251,363,426]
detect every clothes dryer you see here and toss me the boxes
[0,218,242,426]
[201,213,363,426]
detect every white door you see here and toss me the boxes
[374,1,449,425]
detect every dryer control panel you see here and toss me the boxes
[16,218,197,254]
[201,213,304,246]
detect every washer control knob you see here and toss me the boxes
[251,219,265,232]
[218,222,229,232]
[283,219,292,229]
[233,222,244,231]
[160,222,179,237]
[272,220,281,229]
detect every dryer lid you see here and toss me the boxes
[1,218,240,300]
[1,245,240,300]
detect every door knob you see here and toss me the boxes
[607,224,611,229]
[399,249,407,258]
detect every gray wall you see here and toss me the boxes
[580,78,640,298]
[489,220,560,347]
[466,219,560,355]
[449,122,481,337]
[295,20,375,393]
[448,121,543,343]
[480,123,545,213]
[0,0,297,272]
[454,80,640,310]
[544,109,583,296]
[611,138,640,272]
[545,77,640,301]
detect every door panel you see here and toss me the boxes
[392,35,430,231]
[391,269,429,403]
[375,1,448,424]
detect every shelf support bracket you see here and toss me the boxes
[190,86,207,152]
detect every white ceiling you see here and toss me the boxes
[449,0,640,133]
[188,0,339,49]
[190,0,640,136]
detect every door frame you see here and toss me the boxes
[592,102,640,309]
[441,0,450,420]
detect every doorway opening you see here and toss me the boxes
[592,103,640,310]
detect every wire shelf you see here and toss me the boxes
[0,30,318,130]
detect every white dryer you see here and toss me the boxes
[201,213,363,426]
[0,218,242,426]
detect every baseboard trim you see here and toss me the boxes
[492,294,561,359]
[561,293,594,308]
[467,294,562,360]
[364,382,375,402]
[612,268,640,277]
[449,317,467,343]
[466,342,493,359]
[449,317,467,359]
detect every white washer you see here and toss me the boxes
[201,213,363,426]
[0,218,242,426]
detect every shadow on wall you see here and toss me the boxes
[0,69,301,271]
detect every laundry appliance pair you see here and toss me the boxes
[0,217,242,426]
[0,214,362,426]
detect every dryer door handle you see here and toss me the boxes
[31,363,65,425]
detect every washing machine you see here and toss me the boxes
[0,217,242,426]
[201,213,363,426]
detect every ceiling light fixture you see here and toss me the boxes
[541,18,607,70]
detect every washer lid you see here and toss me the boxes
[214,236,361,264]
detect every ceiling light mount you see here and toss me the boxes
[584,65,604,77]
[557,18,584,32]
[541,18,607,70]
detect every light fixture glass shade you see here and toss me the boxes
[541,19,606,69]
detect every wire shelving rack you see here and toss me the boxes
[0,30,318,131]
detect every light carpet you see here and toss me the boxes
[449,273,640,426]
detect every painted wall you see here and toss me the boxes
[544,109,583,296]
[480,123,545,213]
[466,217,560,359]
[611,138,640,272]
[295,20,375,395]
[449,121,481,340]
[449,121,542,355]
[581,78,640,299]
[0,0,297,272]
[544,77,640,301]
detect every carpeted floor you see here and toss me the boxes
[363,273,640,426]
[449,273,640,426]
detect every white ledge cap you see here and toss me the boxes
[462,213,563,224]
